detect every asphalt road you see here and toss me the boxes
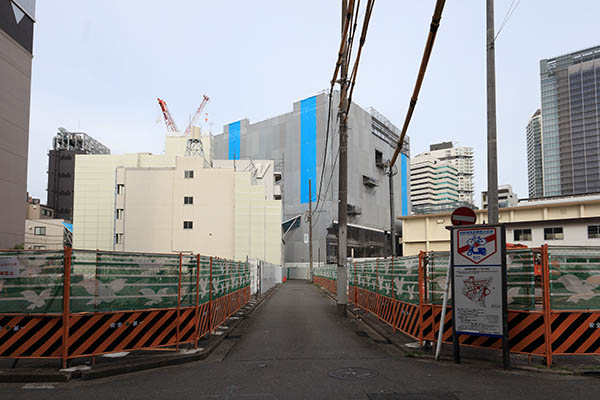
[3,280,599,399]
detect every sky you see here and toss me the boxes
[26,1,600,208]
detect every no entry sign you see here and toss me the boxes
[451,207,476,226]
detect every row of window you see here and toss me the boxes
[116,170,196,194]
[513,225,600,241]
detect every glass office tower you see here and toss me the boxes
[540,45,600,196]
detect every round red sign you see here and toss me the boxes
[451,207,476,226]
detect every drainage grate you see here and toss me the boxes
[328,367,378,381]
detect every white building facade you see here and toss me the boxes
[410,154,459,210]
[73,133,282,264]
[421,142,474,205]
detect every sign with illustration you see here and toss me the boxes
[453,227,500,266]
[450,224,509,368]
[453,265,503,336]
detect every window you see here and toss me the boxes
[375,150,383,168]
[42,209,52,217]
[514,229,532,241]
[588,225,600,239]
[33,246,45,250]
[34,226,46,236]
[184,196,194,205]
[183,221,193,230]
[116,209,124,219]
[116,184,125,195]
[544,227,563,240]
[184,170,194,179]
[115,233,123,244]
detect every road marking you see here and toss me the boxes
[21,383,54,389]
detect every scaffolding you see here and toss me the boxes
[53,127,110,154]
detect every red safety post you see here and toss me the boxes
[391,256,396,331]
[194,254,201,348]
[375,258,380,318]
[176,253,182,351]
[62,246,72,369]
[354,261,358,305]
[418,251,425,347]
[541,245,553,367]
[209,256,213,333]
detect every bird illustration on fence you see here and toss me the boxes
[21,288,52,310]
[78,278,127,305]
[140,287,169,306]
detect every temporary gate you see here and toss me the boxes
[313,245,600,367]
[0,248,251,367]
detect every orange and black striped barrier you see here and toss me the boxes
[315,245,600,367]
[0,248,252,367]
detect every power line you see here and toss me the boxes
[493,0,520,43]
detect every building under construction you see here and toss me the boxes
[47,128,110,222]
[213,91,411,263]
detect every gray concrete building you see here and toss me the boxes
[540,45,600,197]
[47,128,110,222]
[0,0,35,249]
[213,92,410,263]
[526,109,543,198]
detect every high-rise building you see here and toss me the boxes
[411,142,474,208]
[47,128,110,222]
[410,154,459,213]
[0,0,35,248]
[212,92,411,262]
[540,45,600,197]
[482,184,518,209]
[526,109,543,198]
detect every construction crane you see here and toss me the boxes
[184,95,210,136]
[157,96,210,136]
[157,98,179,133]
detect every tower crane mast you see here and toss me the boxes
[184,95,210,136]
[157,98,179,133]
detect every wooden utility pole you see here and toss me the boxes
[336,0,350,317]
[309,179,313,279]
[486,0,499,223]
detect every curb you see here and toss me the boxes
[0,286,281,383]
[314,284,595,377]
[80,285,280,380]
[0,369,71,383]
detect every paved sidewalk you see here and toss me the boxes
[2,280,600,399]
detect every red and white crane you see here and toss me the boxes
[156,95,210,136]
[184,95,210,136]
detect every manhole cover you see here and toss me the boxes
[328,367,378,380]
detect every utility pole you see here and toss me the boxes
[308,179,313,280]
[336,0,350,317]
[486,0,499,223]
[388,167,396,257]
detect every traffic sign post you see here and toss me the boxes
[451,206,477,226]
[450,223,510,369]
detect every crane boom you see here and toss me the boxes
[184,95,210,136]
[157,98,179,133]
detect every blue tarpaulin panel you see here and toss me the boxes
[300,96,317,204]
[401,153,408,216]
[228,121,241,160]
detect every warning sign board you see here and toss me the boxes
[451,225,506,338]
[0,256,20,278]
[453,265,503,336]
[453,227,501,266]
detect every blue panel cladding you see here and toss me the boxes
[401,153,408,216]
[300,96,317,204]
[228,121,241,160]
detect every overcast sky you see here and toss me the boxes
[26,1,600,208]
